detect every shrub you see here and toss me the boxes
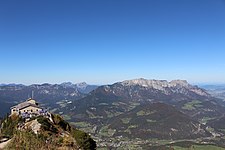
[5,130,57,150]
[0,114,23,137]
[52,114,71,132]
[37,116,58,133]
[72,129,96,150]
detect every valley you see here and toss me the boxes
[1,79,225,149]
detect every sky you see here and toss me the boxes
[0,0,225,85]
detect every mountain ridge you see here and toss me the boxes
[55,78,225,148]
[0,82,98,117]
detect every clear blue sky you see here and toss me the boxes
[0,0,225,85]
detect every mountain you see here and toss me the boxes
[207,116,225,132]
[0,82,98,117]
[0,113,96,149]
[57,78,225,149]
[109,102,210,140]
[61,82,98,94]
[76,82,99,94]
[64,78,224,121]
[0,83,25,87]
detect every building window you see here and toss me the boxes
[31,110,33,112]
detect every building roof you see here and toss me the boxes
[11,100,41,110]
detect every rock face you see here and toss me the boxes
[24,119,41,134]
[0,139,11,149]
[120,78,210,97]
[121,78,190,89]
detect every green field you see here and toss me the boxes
[182,100,202,110]
[61,114,71,120]
[99,125,116,137]
[121,118,131,124]
[70,121,91,128]
[136,110,156,116]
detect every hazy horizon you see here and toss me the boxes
[1,78,225,86]
[1,0,225,85]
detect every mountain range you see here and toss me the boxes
[61,79,224,121]
[0,82,98,117]
[54,78,225,149]
[1,79,225,149]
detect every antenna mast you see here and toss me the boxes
[32,90,34,99]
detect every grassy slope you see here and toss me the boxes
[0,114,96,150]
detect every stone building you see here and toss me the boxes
[10,98,43,116]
